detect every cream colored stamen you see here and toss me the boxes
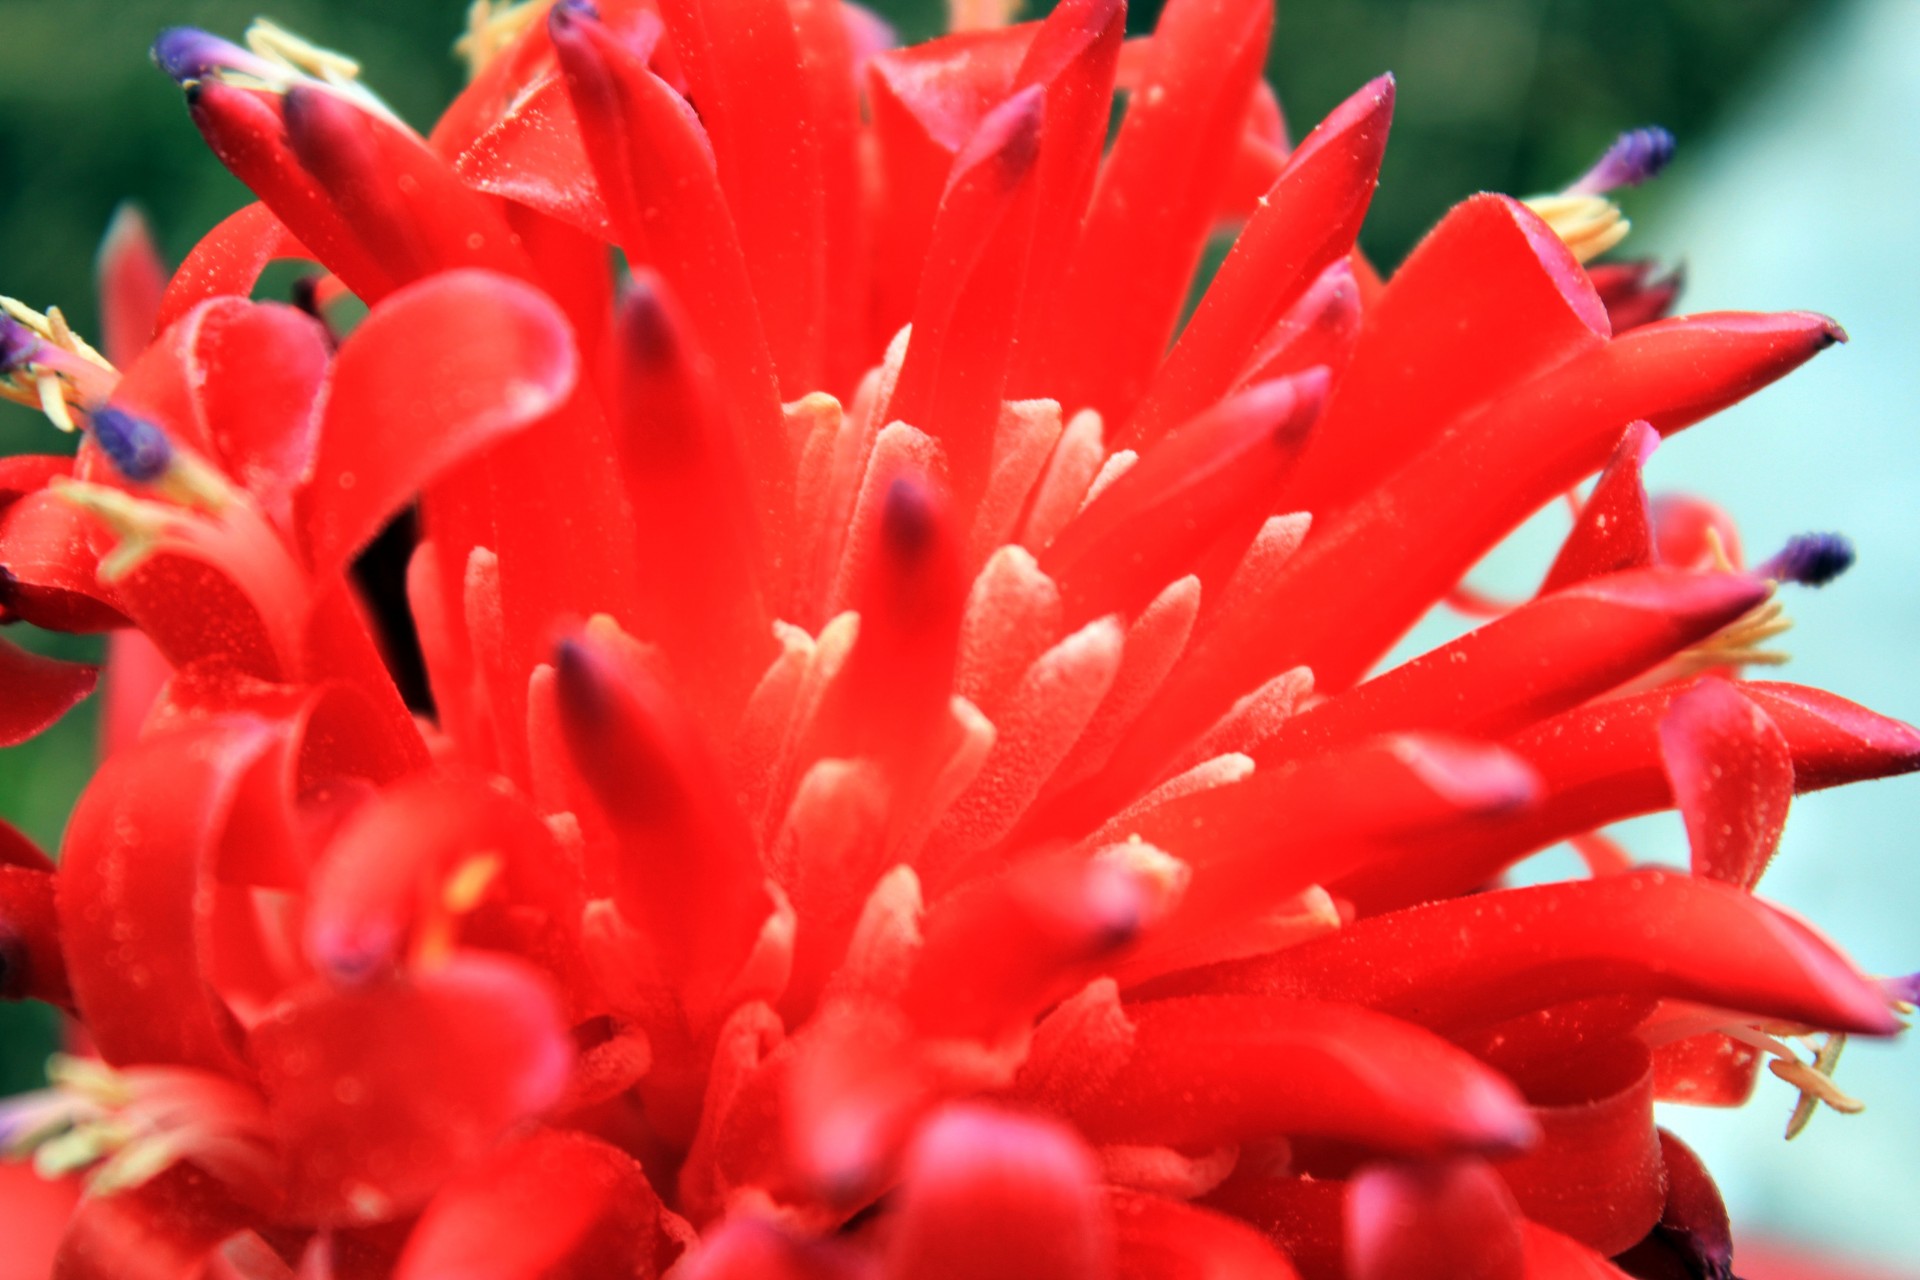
[457,0,551,78]
[1523,193,1630,264]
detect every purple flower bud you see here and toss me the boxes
[1758,532,1856,587]
[0,317,44,373]
[89,405,175,484]
[151,27,267,85]
[1570,126,1676,196]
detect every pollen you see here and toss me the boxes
[0,296,116,432]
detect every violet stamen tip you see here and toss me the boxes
[1759,532,1856,588]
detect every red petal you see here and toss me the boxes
[155,203,312,335]
[1048,995,1537,1158]
[887,85,1046,506]
[550,5,789,524]
[1346,1157,1525,1280]
[1660,679,1793,888]
[252,954,572,1225]
[1254,567,1767,766]
[1368,679,1920,904]
[281,86,530,287]
[882,1106,1112,1280]
[1122,75,1392,451]
[1043,0,1274,425]
[652,0,834,393]
[1130,310,1841,756]
[1285,194,1609,516]
[904,849,1170,1040]
[115,298,331,525]
[865,28,1033,341]
[58,716,275,1070]
[1495,1038,1664,1256]
[296,269,577,580]
[1005,0,1127,392]
[0,636,96,746]
[186,82,397,302]
[552,624,770,1007]
[392,1130,668,1280]
[1518,1223,1637,1279]
[50,1165,248,1280]
[1042,371,1327,623]
[1650,1024,1761,1107]
[1173,869,1900,1037]
[1110,1189,1303,1280]
[1539,422,1660,593]
[96,204,168,367]
[610,273,775,724]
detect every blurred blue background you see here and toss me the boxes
[1,0,1913,1271]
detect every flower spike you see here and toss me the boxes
[0,2,1911,1273]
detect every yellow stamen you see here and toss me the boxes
[0,297,112,370]
[412,852,506,969]
[1778,1033,1863,1139]
[49,480,183,580]
[1523,192,1630,264]
[246,18,363,84]
[457,0,551,78]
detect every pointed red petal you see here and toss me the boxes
[1043,0,1274,424]
[1255,567,1767,766]
[1048,996,1537,1158]
[1042,371,1326,622]
[1285,194,1609,515]
[550,5,789,522]
[883,1106,1112,1280]
[552,624,770,1003]
[888,85,1046,505]
[297,269,577,580]
[1540,423,1661,592]
[281,86,530,287]
[96,204,168,367]
[1123,75,1392,450]
[1175,869,1899,1036]
[253,954,572,1224]
[186,82,397,301]
[1660,679,1793,888]
[652,0,833,392]
[611,273,775,724]
[1,858,70,1008]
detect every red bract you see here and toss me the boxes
[0,2,1911,1277]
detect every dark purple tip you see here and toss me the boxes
[0,925,23,1001]
[882,476,939,560]
[548,0,602,32]
[1571,126,1676,195]
[89,405,174,484]
[1882,972,1920,1006]
[151,27,256,84]
[0,317,44,373]
[616,275,681,370]
[1758,532,1855,587]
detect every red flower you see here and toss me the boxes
[0,1,1913,1277]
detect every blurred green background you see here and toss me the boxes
[13,0,1918,1270]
